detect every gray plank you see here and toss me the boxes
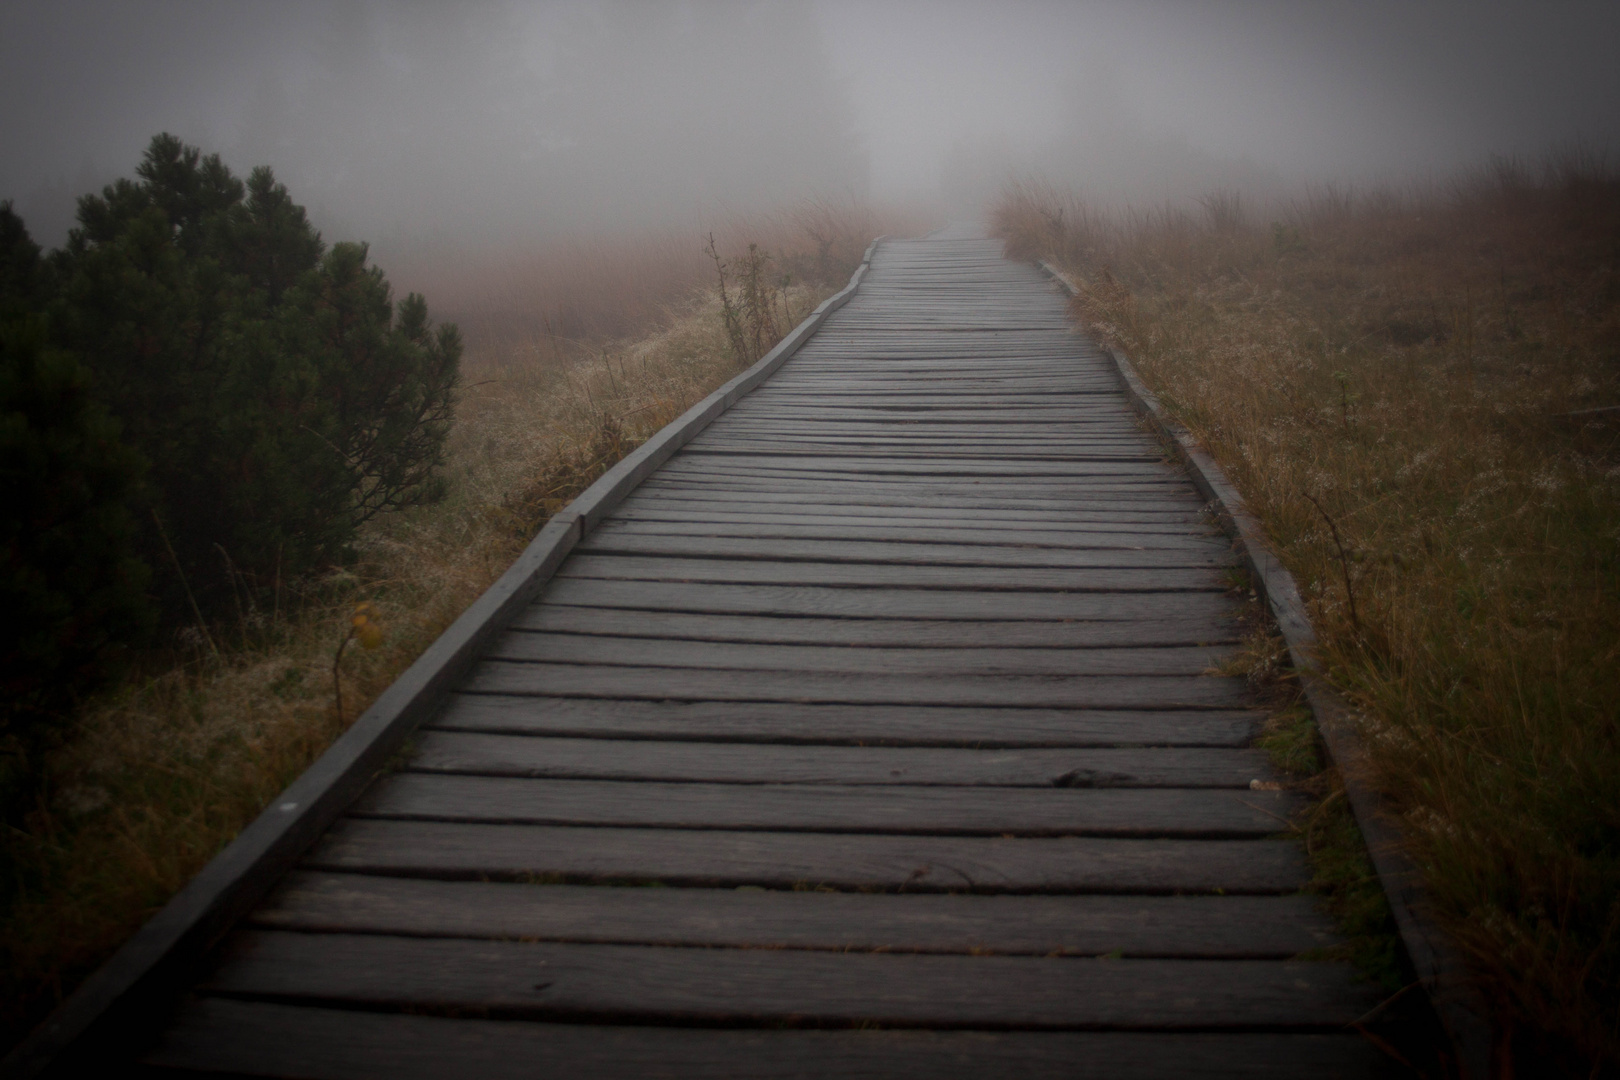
[687,435,1152,450]
[652,467,1183,488]
[638,476,1190,500]
[740,394,1126,404]
[352,775,1299,837]
[465,662,1251,709]
[486,634,1232,677]
[683,446,1159,462]
[144,999,1388,1079]
[715,408,1146,422]
[686,447,1157,463]
[657,456,1169,477]
[408,733,1271,787]
[595,517,1218,545]
[626,486,1206,513]
[432,695,1264,747]
[309,820,1310,892]
[511,607,1241,647]
[537,579,1239,620]
[612,496,1206,524]
[702,422,1155,438]
[203,931,1379,1029]
[577,532,1230,565]
[556,554,1224,591]
[254,873,1335,956]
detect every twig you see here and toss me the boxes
[332,621,357,722]
[1304,492,1362,636]
[1349,980,1422,1028]
[1350,1023,1422,1075]
[151,509,217,658]
[214,543,250,647]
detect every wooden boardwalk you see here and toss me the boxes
[138,226,1387,1077]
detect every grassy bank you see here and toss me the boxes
[995,159,1620,1071]
[0,204,898,1052]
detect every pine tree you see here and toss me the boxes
[1,203,151,781]
[49,134,461,618]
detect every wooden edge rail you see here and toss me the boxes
[1037,260,1496,1080]
[0,239,887,1080]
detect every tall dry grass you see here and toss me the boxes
[397,195,885,352]
[995,158,1620,1071]
[0,201,908,1053]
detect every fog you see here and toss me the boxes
[4,0,1618,254]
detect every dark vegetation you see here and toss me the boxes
[1,135,460,806]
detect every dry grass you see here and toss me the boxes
[995,157,1620,1071]
[0,201,905,1052]
[398,195,887,352]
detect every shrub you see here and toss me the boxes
[1,204,152,792]
[48,134,461,622]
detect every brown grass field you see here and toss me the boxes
[995,156,1620,1072]
[0,198,920,1053]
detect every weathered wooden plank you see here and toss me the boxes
[731,386,1127,398]
[408,733,1271,788]
[684,446,1158,462]
[595,517,1217,545]
[686,446,1158,462]
[352,775,1299,838]
[689,431,1152,445]
[613,496,1206,525]
[625,487,1207,514]
[309,820,1309,893]
[577,532,1230,566]
[557,554,1224,591]
[465,660,1248,708]
[143,999,1387,1080]
[431,695,1264,748]
[510,606,1240,647]
[741,392,1128,404]
[637,471,1197,491]
[203,931,1378,1029]
[254,873,1333,956]
[486,634,1232,678]
[657,463,1183,485]
[710,413,1148,426]
[535,583,1238,626]
[688,429,1147,442]
[691,436,1157,451]
[465,662,1249,709]
[664,446,1172,466]
[638,476,1193,501]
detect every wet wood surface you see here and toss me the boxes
[140,226,1382,1077]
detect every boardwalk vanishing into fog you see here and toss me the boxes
[135,226,1386,1077]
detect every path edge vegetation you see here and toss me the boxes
[1047,254,1489,1075]
[996,158,1620,1075]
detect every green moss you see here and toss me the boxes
[1298,785,1406,992]
[1256,704,1322,777]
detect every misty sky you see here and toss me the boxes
[4,0,1617,252]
